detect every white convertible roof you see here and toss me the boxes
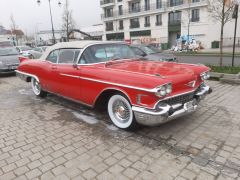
[40,40,126,59]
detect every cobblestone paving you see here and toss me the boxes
[0,76,240,180]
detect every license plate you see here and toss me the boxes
[10,66,18,70]
[184,101,195,112]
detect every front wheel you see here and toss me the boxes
[31,77,47,98]
[108,94,138,130]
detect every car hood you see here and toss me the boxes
[105,59,209,93]
[106,60,196,77]
[0,55,19,65]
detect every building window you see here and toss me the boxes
[144,16,150,27]
[129,1,141,13]
[117,0,122,2]
[130,18,140,28]
[191,9,200,22]
[156,0,162,8]
[119,20,123,30]
[145,0,150,11]
[104,8,113,18]
[192,0,200,2]
[156,14,162,26]
[106,22,113,31]
[169,0,183,7]
[118,5,123,15]
[168,11,181,25]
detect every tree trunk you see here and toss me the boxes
[219,0,225,67]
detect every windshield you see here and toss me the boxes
[80,44,136,64]
[20,46,32,51]
[0,47,19,56]
[140,45,161,55]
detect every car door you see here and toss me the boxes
[41,49,60,93]
[54,48,82,99]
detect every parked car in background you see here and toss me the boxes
[16,41,212,130]
[16,46,33,54]
[130,44,177,62]
[26,46,49,59]
[0,41,14,48]
[0,46,20,74]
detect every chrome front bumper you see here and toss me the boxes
[132,84,212,126]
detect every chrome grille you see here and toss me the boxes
[161,92,194,105]
[160,87,201,106]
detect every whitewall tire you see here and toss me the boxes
[108,94,137,130]
[31,77,47,98]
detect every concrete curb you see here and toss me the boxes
[210,72,240,85]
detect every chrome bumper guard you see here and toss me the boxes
[132,84,212,126]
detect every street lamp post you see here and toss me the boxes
[187,0,191,51]
[232,0,239,67]
[37,0,61,44]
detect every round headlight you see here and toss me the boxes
[166,84,172,94]
[160,86,167,96]
[155,83,172,97]
[201,71,210,80]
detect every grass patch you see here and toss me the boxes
[207,65,240,74]
[173,51,240,57]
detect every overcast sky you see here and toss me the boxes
[0,0,102,35]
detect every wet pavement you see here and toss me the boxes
[0,76,240,180]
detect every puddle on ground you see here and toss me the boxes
[106,124,119,131]
[72,111,99,125]
[18,89,32,95]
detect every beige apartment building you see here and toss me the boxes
[100,0,240,49]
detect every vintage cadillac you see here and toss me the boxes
[16,41,212,130]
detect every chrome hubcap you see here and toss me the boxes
[113,100,130,123]
[33,79,40,94]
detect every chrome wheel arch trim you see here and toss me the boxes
[92,87,134,108]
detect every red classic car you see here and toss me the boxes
[16,41,212,130]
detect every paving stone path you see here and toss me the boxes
[0,76,240,180]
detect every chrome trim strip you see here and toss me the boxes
[132,104,171,116]
[15,70,39,82]
[60,73,80,79]
[60,73,157,93]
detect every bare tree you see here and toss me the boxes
[208,0,235,66]
[62,0,75,41]
[10,14,19,45]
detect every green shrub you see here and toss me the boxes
[207,65,240,74]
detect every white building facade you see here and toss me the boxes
[100,0,240,49]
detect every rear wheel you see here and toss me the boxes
[31,77,47,98]
[107,94,138,130]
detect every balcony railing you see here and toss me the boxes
[168,20,181,25]
[102,13,114,18]
[100,0,114,5]
[106,26,114,31]
[101,0,207,20]
[169,0,183,7]
[119,26,124,30]
[156,22,162,26]
[144,23,151,27]
[191,17,200,22]
[130,23,140,29]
